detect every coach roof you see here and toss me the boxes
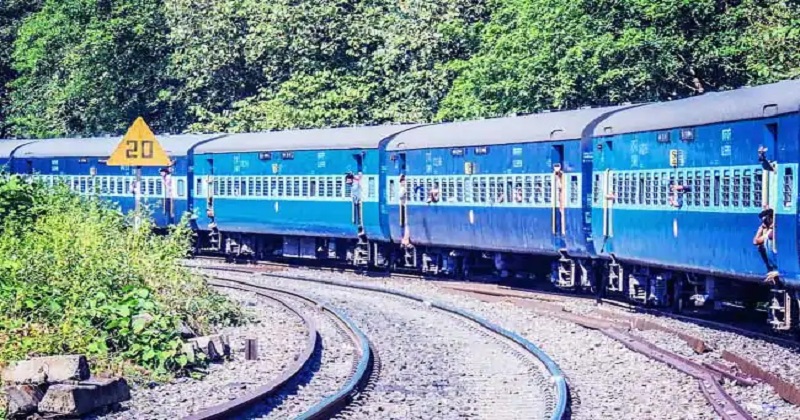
[13,134,222,158]
[593,79,800,137]
[195,124,420,154]
[385,105,631,151]
[0,140,38,158]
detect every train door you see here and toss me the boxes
[597,139,616,254]
[205,158,221,250]
[762,122,779,254]
[551,145,566,248]
[397,152,408,228]
[160,166,174,224]
[351,152,364,226]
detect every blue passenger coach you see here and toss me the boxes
[0,140,37,169]
[190,125,416,261]
[589,80,800,315]
[12,135,221,227]
[382,106,632,277]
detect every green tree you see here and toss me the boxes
[0,0,43,137]
[437,0,800,121]
[8,0,180,138]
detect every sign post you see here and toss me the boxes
[107,117,171,228]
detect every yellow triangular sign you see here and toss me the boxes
[107,117,171,167]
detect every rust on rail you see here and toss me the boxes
[722,350,800,406]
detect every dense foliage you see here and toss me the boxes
[0,175,243,378]
[0,0,798,136]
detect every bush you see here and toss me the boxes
[0,175,243,379]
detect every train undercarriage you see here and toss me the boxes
[196,229,799,335]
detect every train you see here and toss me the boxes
[2,79,798,330]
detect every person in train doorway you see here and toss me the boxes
[351,171,363,225]
[754,207,779,284]
[399,174,412,247]
[755,146,779,284]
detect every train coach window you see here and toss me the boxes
[570,175,579,205]
[149,179,157,196]
[644,173,651,205]
[784,168,794,208]
[286,177,293,197]
[593,174,600,204]
[634,173,642,205]
[293,177,301,197]
[694,171,702,206]
[196,179,203,196]
[479,177,488,203]
[388,179,396,202]
[177,179,186,197]
[544,175,553,204]
[326,177,334,198]
[301,177,309,197]
[703,171,711,207]
[742,170,752,207]
[156,178,163,197]
[754,170,763,207]
[732,170,741,207]
[246,178,254,196]
[463,177,472,203]
[125,178,132,195]
[310,177,317,197]
[488,177,497,203]
[447,178,455,202]
[269,178,277,197]
[255,178,263,196]
[722,171,731,206]
[217,178,224,196]
[621,174,629,205]
[685,172,693,206]
[368,176,376,199]
[523,176,532,203]
[335,178,343,198]
[455,178,464,202]
[262,177,270,196]
[534,176,543,203]
[80,177,87,193]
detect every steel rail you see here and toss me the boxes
[184,279,373,420]
[182,286,318,420]
[207,277,374,420]
[197,267,571,420]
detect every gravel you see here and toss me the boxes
[100,288,308,420]
[255,268,722,419]
[235,272,555,420]
[246,288,358,419]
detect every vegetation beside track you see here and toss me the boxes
[0,175,244,380]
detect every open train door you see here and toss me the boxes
[551,144,566,249]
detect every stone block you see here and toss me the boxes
[5,384,45,418]
[189,334,230,361]
[2,355,90,385]
[38,377,130,416]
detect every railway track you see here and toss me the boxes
[195,266,571,419]
[184,279,374,420]
[185,258,800,419]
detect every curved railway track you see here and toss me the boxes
[184,258,800,419]
[194,265,572,420]
[184,279,374,420]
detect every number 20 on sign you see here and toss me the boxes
[107,117,171,167]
